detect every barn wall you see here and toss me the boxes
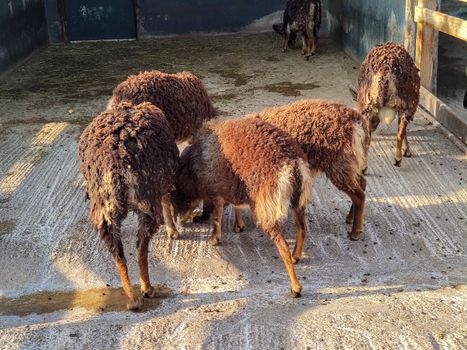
[0,0,49,73]
[323,0,406,61]
[136,0,284,37]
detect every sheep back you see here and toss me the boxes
[251,99,369,184]
[109,70,217,141]
[357,42,420,120]
[182,118,311,229]
[79,101,179,230]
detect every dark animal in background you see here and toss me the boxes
[172,118,313,297]
[108,70,217,144]
[79,102,179,310]
[244,100,370,241]
[281,0,322,59]
[356,42,420,167]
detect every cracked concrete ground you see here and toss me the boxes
[0,33,466,349]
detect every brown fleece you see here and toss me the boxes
[285,0,321,34]
[172,117,308,229]
[109,70,217,142]
[357,42,420,121]
[79,101,179,253]
[250,99,369,193]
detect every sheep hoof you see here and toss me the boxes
[349,230,362,241]
[394,158,402,167]
[404,149,412,158]
[305,55,310,61]
[126,295,143,311]
[208,236,220,246]
[142,286,158,299]
[233,224,245,233]
[292,256,301,264]
[291,287,302,298]
[282,49,287,53]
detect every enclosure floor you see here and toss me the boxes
[0,33,466,349]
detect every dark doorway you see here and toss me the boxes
[64,0,136,41]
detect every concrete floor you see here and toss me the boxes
[0,33,466,349]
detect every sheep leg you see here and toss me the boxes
[292,206,307,264]
[301,36,307,55]
[283,27,290,53]
[403,122,412,157]
[345,204,355,224]
[136,213,159,298]
[305,24,314,60]
[266,225,302,297]
[208,197,224,246]
[344,182,366,241]
[233,206,246,233]
[100,223,142,310]
[162,193,179,239]
[395,117,409,166]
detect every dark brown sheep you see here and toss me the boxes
[281,0,322,59]
[172,118,313,297]
[357,42,420,166]
[108,70,217,143]
[243,99,370,241]
[79,102,179,310]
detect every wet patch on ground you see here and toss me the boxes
[259,81,321,96]
[0,285,172,316]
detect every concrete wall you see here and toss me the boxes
[0,0,49,72]
[323,0,406,61]
[136,0,284,37]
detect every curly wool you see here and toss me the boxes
[173,117,311,229]
[109,70,217,142]
[249,99,369,192]
[357,42,420,121]
[79,101,179,232]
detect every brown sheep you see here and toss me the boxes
[79,102,179,310]
[172,118,313,297]
[107,70,217,143]
[281,0,322,59]
[236,100,370,241]
[357,42,420,166]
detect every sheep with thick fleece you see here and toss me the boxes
[280,0,322,59]
[357,42,420,166]
[244,99,370,241]
[171,118,313,297]
[79,102,179,310]
[108,70,217,143]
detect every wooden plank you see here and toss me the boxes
[405,0,417,58]
[415,6,467,41]
[415,0,439,93]
[419,87,467,143]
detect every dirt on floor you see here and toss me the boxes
[0,33,466,349]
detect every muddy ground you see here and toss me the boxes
[0,33,466,349]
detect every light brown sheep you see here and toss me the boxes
[108,70,217,143]
[171,117,313,297]
[237,100,370,241]
[357,42,420,166]
[79,102,179,310]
